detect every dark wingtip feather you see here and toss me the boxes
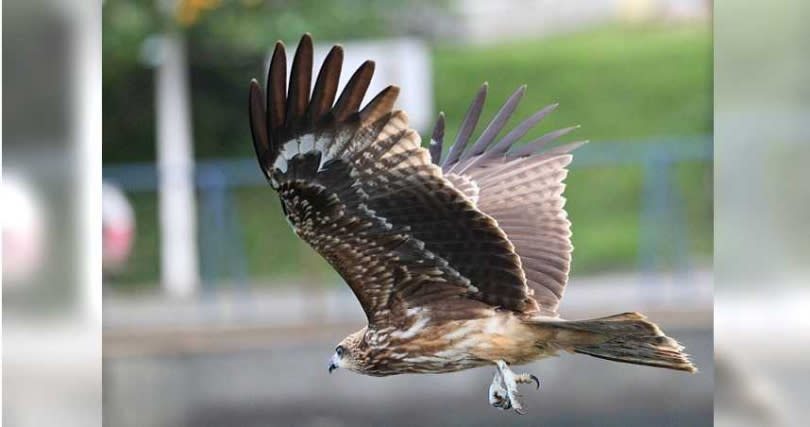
[248,80,271,174]
[462,85,526,163]
[485,102,560,159]
[267,41,287,131]
[308,44,344,124]
[429,112,446,165]
[285,34,313,131]
[510,139,587,160]
[332,60,376,121]
[359,85,400,124]
[443,83,488,168]
[432,111,446,142]
[508,125,581,158]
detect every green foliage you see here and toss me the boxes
[432,25,712,144]
[103,0,445,162]
[433,25,712,275]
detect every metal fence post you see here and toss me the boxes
[198,168,227,295]
[639,145,691,287]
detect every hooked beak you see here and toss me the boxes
[328,353,339,374]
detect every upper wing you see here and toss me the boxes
[248,35,538,326]
[429,84,586,316]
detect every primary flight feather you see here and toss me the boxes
[248,34,695,414]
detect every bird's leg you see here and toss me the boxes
[496,361,525,414]
[495,360,540,415]
[488,369,511,410]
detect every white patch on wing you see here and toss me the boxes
[391,315,430,340]
[281,138,301,159]
[406,307,424,317]
[298,134,315,154]
[485,317,502,334]
[274,135,324,174]
[316,136,334,171]
[273,156,288,173]
[442,323,475,341]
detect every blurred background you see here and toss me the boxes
[98,1,714,426]
[7,1,810,426]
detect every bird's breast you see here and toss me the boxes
[364,313,538,374]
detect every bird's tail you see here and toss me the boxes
[540,312,697,373]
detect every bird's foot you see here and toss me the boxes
[515,373,541,390]
[489,371,512,410]
[491,360,540,415]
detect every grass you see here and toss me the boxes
[108,24,712,287]
[433,25,712,143]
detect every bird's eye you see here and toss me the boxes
[335,346,344,357]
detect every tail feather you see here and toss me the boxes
[548,312,697,373]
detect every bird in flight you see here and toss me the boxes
[248,34,695,414]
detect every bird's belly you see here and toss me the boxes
[380,315,546,374]
[394,349,490,374]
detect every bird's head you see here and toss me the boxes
[328,328,365,374]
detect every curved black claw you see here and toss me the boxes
[530,374,540,390]
[492,392,512,410]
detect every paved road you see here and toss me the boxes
[104,327,712,427]
[104,274,713,426]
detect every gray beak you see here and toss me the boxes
[328,353,339,374]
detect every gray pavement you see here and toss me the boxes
[104,327,712,426]
[103,272,712,426]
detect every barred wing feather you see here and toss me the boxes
[249,35,538,325]
[430,84,586,315]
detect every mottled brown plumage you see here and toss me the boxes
[248,34,695,415]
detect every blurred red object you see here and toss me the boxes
[102,182,135,275]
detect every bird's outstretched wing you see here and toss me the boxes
[429,84,586,316]
[249,35,539,326]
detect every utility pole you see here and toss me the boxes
[155,12,199,297]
